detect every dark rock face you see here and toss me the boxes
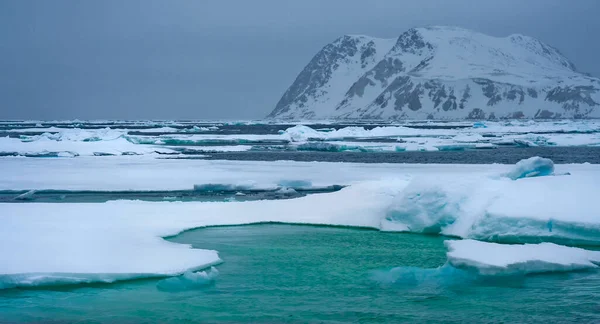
[360,41,378,68]
[393,28,433,54]
[527,88,538,98]
[424,81,447,108]
[371,76,420,111]
[345,77,375,98]
[344,58,404,102]
[512,111,525,119]
[442,93,458,111]
[459,85,471,110]
[467,108,486,119]
[410,56,434,74]
[546,85,599,110]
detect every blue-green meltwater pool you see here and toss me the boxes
[1,224,599,323]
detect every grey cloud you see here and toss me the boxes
[1,0,599,119]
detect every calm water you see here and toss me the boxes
[1,224,599,323]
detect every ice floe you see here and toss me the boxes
[446,240,600,276]
[504,156,555,179]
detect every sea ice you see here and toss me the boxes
[446,240,600,276]
[384,157,600,244]
[504,156,555,180]
[1,156,599,288]
[156,267,219,292]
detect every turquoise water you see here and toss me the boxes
[1,224,600,323]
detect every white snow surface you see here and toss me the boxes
[0,179,400,288]
[0,156,523,191]
[277,35,396,118]
[1,157,599,288]
[446,240,600,275]
[405,26,578,84]
[384,169,600,244]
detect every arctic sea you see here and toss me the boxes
[1,120,600,323]
[3,224,600,323]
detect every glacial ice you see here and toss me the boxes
[446,240,600,276]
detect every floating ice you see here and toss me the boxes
[504,156,555,180]
[14,190,36,201]
[369,264,471,287]
[0,135,171,157]
[156,267,219,292]
[3,120,600,159]
[446,240,600,276]
[282,125,323,142]
[276,187,297,194]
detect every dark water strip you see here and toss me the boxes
[0,186,344,203]
[191,146,600,164]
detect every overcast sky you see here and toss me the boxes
[1,0,599,120]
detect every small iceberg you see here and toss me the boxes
[276,187,297,194]
[504,156,554,180]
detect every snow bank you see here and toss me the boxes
[446,240,600,276]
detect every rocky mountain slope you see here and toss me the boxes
[268,26,600,120]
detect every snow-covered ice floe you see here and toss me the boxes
[383,157,600,245]
[446,240,600,276]
[0,156,599,288]
[2,119,600,158]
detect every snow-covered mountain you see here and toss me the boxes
[268,26,600,120]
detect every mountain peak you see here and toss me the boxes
[269,27,599,120]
